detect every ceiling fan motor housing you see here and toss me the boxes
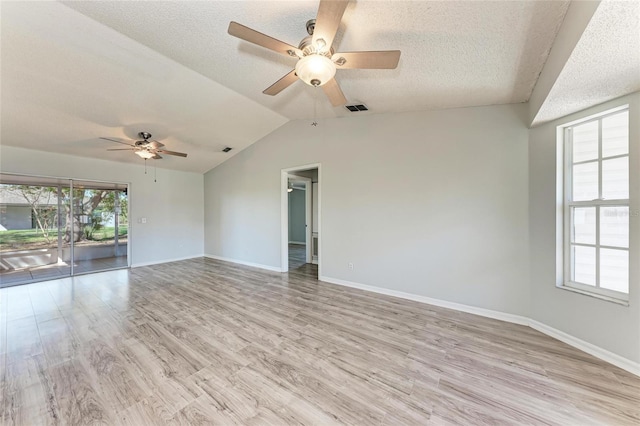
[298,35,333,57]
[306,19,316,35]
[134,132,151,147]
[135,131,153,146]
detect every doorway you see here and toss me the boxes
[281,164,320,278]
[287,174,311,270]
[0,173,129,288]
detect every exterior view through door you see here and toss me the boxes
[0,173,129,287]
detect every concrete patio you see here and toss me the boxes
[0,255,128,287]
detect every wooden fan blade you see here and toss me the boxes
[106,148,136,151]
[100,137,134,147]
[313,0,349,50]
[322,78,347,107]
[228,22,302,58]
[332,51,401,69]
[148,140,165,149]
[263,70,298,95]
[156,150,187,158]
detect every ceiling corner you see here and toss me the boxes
[528,0,601,127]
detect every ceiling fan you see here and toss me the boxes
[100,132,187,160]
[228,0,401,106]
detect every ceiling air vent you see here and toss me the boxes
[345,104,368,112]
[222,147,233,153]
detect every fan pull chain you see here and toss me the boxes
[311,81,319,127]
[154,163,157,183]
[144,159,147,174]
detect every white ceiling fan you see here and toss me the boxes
[100,132,187,160]
[227,0,401,106]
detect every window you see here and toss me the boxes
[561,107,630,301]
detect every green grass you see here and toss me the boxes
[86,226,129,242]
[0,226,128,246]
[0,228,53,245]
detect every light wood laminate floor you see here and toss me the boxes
[288,243,308,271]
[1,257,638,425]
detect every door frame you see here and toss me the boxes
[281,163,321,274]
[287,174,312,263]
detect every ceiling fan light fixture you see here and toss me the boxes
[295,54,336,87]
[135,150,155,159]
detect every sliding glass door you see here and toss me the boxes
[68,180,128,275]
[0,174,129,288]
[0,176,69,285]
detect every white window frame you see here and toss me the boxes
[559,105,630,302]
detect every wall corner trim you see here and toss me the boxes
[204,254,283,272]
[319,275,529,325]
[319,275,640,377]
[528,320,640,377]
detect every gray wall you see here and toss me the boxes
[288,188,306,243]
[0,205,32,230]
[528,92,640,363]
[204,103,531,316]
[0,146,205,266]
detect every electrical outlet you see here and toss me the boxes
[348,262,354,270]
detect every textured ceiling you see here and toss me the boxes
[533,0,640,125]
[63,0,570,120]
[14,1,633,174]
[0,1,288,173]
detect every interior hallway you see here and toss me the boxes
[288,243,317,280]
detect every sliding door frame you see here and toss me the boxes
[0,172,131,283]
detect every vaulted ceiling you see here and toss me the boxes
[62,0,570,118]
[1,1,637,173]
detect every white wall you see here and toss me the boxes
[204,104,530,316]
[529,92,640,363]
[0,146,204,266]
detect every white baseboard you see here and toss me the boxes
[288,241,306,245]
[204,254,282,272]
[131,254,204,268]
[529,320,640,376]
[319,275,529,325]
[319,275,639,377]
